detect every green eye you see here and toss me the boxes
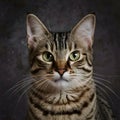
[69,51,80,61]
[42,52,54,62]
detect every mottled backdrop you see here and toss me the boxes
[0,0,120,120]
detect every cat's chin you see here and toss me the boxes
[53,78,69,89]
[54,78,69,83]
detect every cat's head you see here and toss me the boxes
[26,14,96,92]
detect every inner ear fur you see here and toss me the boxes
[70,14,96,50]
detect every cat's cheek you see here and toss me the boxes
[62,72,70,80]
[53,72,60,80]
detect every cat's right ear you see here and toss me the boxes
[26,14,50,49]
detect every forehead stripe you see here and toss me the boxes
[53,32,68,50]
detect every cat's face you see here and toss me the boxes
[26,14,96,92]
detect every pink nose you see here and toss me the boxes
[58,68,66,75]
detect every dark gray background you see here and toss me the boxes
[0,0,120,120]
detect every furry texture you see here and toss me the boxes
[26,14,114,120]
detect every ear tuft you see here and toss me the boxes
[71,14,96,49]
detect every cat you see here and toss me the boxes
[26,14,114,120]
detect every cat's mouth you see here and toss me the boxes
[54,78,69,83]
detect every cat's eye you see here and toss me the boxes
[42,52,54,62]
[69,51,80,61]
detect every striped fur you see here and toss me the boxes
[26,14,114,120]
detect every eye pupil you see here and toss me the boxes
[46,53,51,59]
[73,53,77,58]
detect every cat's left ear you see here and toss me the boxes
[71,14,96,49]
[26,14,50,49]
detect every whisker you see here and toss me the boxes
[15,79,48,103]
[96,85,113,104]
[94,77,111,84]
[7,78,33,93]
[95,81,120,99]
[7,75,50,96]
[93,72,120,78]
[33,79,48,90]
[32,74,54,78]
[38,80,48,90]
[6,76,35,97]
[17,84,33,104]
[9,80,33,97]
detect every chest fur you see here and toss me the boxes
[27,85,96,120]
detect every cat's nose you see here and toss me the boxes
[57,68,66,76]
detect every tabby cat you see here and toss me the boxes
[26,14,114,120]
